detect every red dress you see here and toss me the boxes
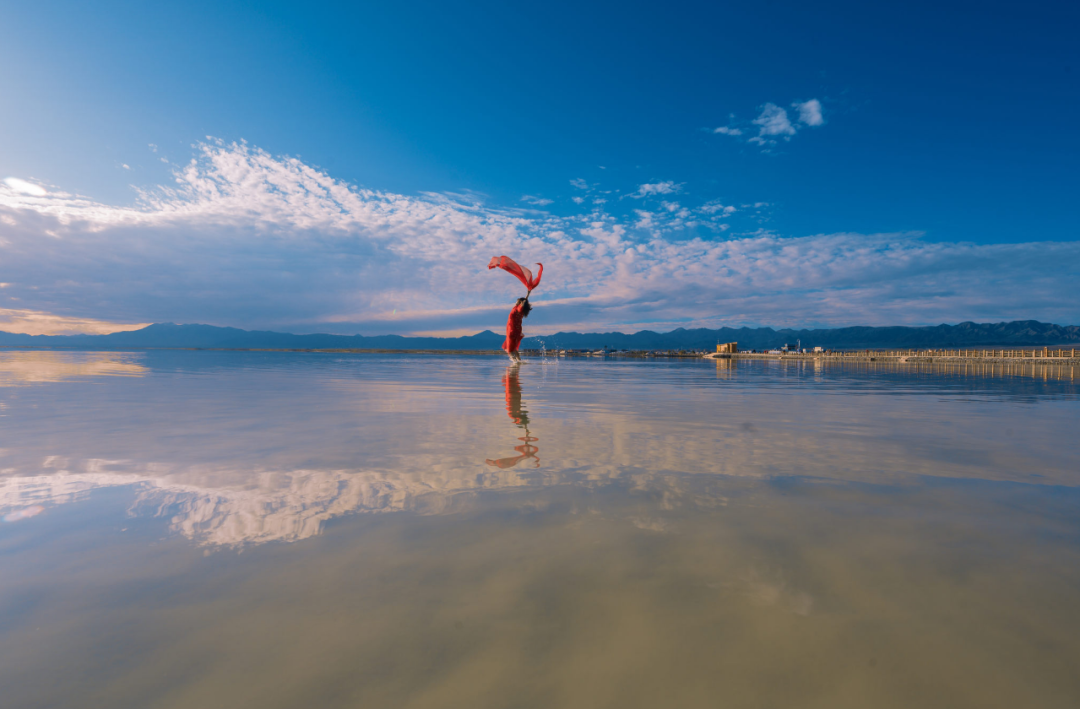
[503,301,527,353]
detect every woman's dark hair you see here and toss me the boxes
[516,297,532,317]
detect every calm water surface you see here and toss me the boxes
[1,351,1078,708]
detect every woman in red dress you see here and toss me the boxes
[503,297,532,359]
[488,255,541,360]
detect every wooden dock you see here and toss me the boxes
[706,347,1080,365]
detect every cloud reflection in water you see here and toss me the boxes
[0,351,146,386]
[0,353,1077,549]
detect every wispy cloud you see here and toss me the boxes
[631,181,683,199]
[520,195,553,206]
[0,140,1076,335]
[700,201,736,216]
[0,308,150,336]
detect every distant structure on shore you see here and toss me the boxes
[716,342,738,354]
[706,346,1079,367]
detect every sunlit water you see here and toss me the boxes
[1,350,1078,708]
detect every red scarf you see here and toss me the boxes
[488,255,543,293]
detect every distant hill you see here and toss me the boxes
[0,323,505,350]
[0,320,1077,351]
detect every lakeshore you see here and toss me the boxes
[3,343,1079,365]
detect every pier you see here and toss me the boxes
[706,347,1080,365]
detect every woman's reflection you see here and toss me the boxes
[485,363,540,469]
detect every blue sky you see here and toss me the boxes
[0,0,1077,335]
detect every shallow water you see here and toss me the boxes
[1,350,1078,708]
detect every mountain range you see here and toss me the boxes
[0,320,1077,351]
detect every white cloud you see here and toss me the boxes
[3,178,47,197]
[717,98,824,148]
[520,195,553,206]
[632,181,683,198]
[749,103,796,145]
[794,99,824,126]
[571,196,585,204]
[700,201,736,216]
[0,140,1076,335]
[570,178,589,190]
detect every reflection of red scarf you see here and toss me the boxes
[485,366,539,469]
[502,301,527,354]
[488,256,542,293]
[485,441,539,469]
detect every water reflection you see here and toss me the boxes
[1,352,1080,707]
[715,357,734,379]
[0,352,1077,550]
[0,457,509,547]
[485,364,540,469]
[0,350,146,385]
[714,355,1079,387]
